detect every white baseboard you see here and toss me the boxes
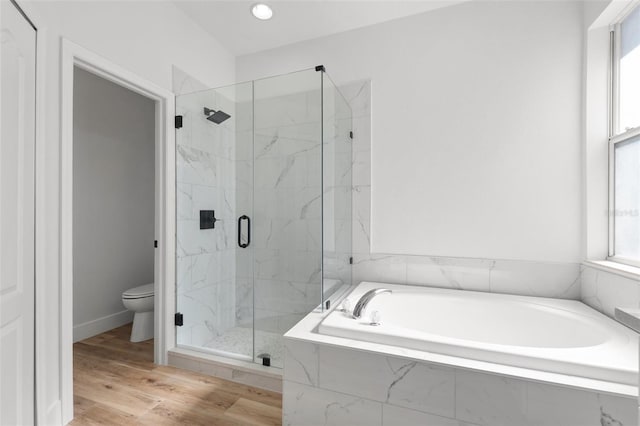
[73,310,134,342]
[45,400,62,426]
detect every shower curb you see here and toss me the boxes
[167,347,283,393]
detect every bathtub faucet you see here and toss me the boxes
[352,288,392,319]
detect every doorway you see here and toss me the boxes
[71,64,157,416]
[59,39,176,423]
[72,67,156,344]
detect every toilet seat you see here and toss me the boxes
[122,283,154,299]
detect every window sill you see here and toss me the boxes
[583,260,640,281]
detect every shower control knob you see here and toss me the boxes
[370,310,381,326]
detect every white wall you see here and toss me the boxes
[237,1,584,263]
[18,1,235,423]
[72,67,155,341]
[34,1,235,90]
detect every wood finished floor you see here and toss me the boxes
[71,324,282,425]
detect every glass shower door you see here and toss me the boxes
[322,73,353,299]
[252,69,324,367]
[175,82,255,361]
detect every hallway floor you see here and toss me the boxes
[71,324,282,425]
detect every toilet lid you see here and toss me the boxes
[122,283,154,299]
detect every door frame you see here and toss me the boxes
[1,1,39,424]
[59,38,176,423]
[6,0,50,423]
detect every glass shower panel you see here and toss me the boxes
[322,74,353,300]
[175,68,352,370]
[175,82,254,361]
[252,69,323,367]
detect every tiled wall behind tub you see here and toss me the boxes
[581,264,640,318]
[340,79,582,301]
[174,67,237,348]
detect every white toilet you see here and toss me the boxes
[121,283,154,342]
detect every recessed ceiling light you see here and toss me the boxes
[251,3,273,20]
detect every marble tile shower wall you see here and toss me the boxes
[234,89,325,338]
[339,80,582,301]
[175,86,237,348]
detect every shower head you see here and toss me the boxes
[203,107,231,124]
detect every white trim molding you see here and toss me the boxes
[59,38,176,424]
[72,310,134,343]
[606,3,640,264]
[8,0,56,424]
[583,260,640,281]
[583,0,639,263]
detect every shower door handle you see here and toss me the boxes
[238,215,251,248]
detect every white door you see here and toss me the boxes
[0,1,37,425]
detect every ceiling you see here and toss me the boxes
[173,1,466,56]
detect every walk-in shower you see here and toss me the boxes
[175,67,352,368]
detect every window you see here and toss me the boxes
[610,3,640,265]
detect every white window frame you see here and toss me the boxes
[608,1,640,268]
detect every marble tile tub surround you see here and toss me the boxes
[287,287,639,396]
[581,263,640,319]
[340,79,582,301]
[283,338,637,426]
[353,255,582,300]
[281,285,638,425]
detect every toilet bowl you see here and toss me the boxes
[122,283,154,342]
